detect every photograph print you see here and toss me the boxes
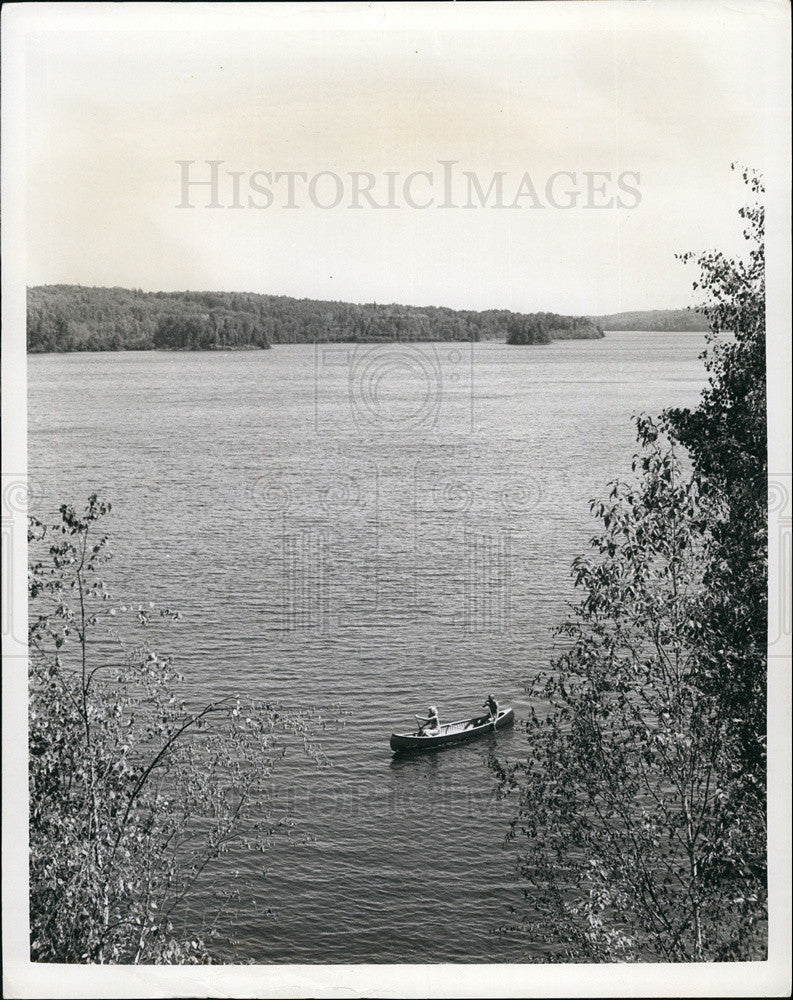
[2,2,791,998]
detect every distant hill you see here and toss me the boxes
[593,309,710,332]
[26,285,603,352]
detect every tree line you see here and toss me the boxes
[26,284,603,352]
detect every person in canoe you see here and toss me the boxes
[415,705,440,735]
[483,693,499,729]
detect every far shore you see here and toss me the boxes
[25,328,716,357]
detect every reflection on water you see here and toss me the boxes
[388,728,509,768]
[28,332,707,962]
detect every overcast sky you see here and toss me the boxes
[24,2,781,314]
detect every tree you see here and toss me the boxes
[503,173,767,961]
[502,418,764,961]
[663,166,767,819]
[28,496,318,963]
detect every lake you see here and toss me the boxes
[27,331,707,963]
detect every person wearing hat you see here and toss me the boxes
[416,705,440,735]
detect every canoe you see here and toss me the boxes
[390,707,514,751]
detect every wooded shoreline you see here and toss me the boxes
[26,284,704,354]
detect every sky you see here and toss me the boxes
[23,2,783,315]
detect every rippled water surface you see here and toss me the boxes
[28,332,707,963]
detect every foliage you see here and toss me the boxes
[26,284,603,352]
[503,419,764,961]
[663,166,767,802]
[506,314,551,345]
[504,170,767,961]
[153,310,270,350]
[28,496,318,963]
[665,167,765,496]
[506,313,603,345]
